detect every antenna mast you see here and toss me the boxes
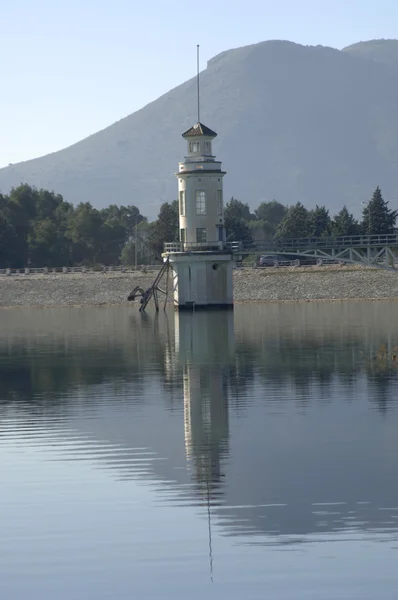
[197,44,200,123]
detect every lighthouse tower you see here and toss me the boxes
[162,121,234,310]
[178,122,225,247]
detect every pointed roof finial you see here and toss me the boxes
[182,122,217,138]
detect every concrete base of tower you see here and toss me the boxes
[164,252,234,310]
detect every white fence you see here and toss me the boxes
[0,258,345,277]
[0,265,161,276]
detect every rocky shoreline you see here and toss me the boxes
[0,265,397,308]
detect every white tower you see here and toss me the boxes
[177,122,225,247]
[162,46,235,310]
[162,122,234,310]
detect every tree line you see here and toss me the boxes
[225,186,397,245]
[0,184,179,268]
[0,184,396,268]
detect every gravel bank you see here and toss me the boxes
[0,272,156,308]
[233,265,398,302]
[0,266,397,308]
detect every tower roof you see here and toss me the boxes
[182,122,217,138]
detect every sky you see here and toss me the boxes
[1,0,398,168]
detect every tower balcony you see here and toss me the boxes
[163,241,241,255]
[177,160,224,175]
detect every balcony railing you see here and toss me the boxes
[163,241,241,253]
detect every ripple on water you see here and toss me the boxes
[1,303,398,599]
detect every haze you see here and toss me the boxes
[2,0,398,168]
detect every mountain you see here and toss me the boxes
[2,39,398,219]
[343,39,398,69]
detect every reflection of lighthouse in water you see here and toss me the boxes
[175,311,235,489]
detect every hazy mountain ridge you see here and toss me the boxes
[343,39,398,69]
[1,39,398,218]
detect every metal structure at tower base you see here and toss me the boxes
[127,259,171,312]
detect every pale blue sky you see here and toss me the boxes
[1,0,397,167]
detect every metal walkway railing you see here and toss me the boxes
[247,233,398,252]
[163,234,398,271]
[244,234,398,271]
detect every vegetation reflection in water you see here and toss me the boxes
[1,304,398,526]
[2,302,398,596]
[1,302,397,415]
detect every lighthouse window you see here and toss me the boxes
[217,190,223,215]
[204,141,211,153]
[195,190,206,215]
[189,142,200,153]
[179,190,186,216]
[196,228,207,243]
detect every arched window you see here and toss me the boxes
[195,190,206,215]
[189,141,200,153]
[217,190,223,215]
[196,228,207,243]
[179,190,186,216]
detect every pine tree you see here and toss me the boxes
[147,201,179,257]
[361,186,397,235]
[254,200,288,228]
[308,205,332,238]
[224,198,254,244]
[332,206,360,236]
[254,200,288,241]
[275,202,310,238]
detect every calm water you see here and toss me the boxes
[1,302,398,599]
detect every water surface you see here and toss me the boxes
[1,302,398,599]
